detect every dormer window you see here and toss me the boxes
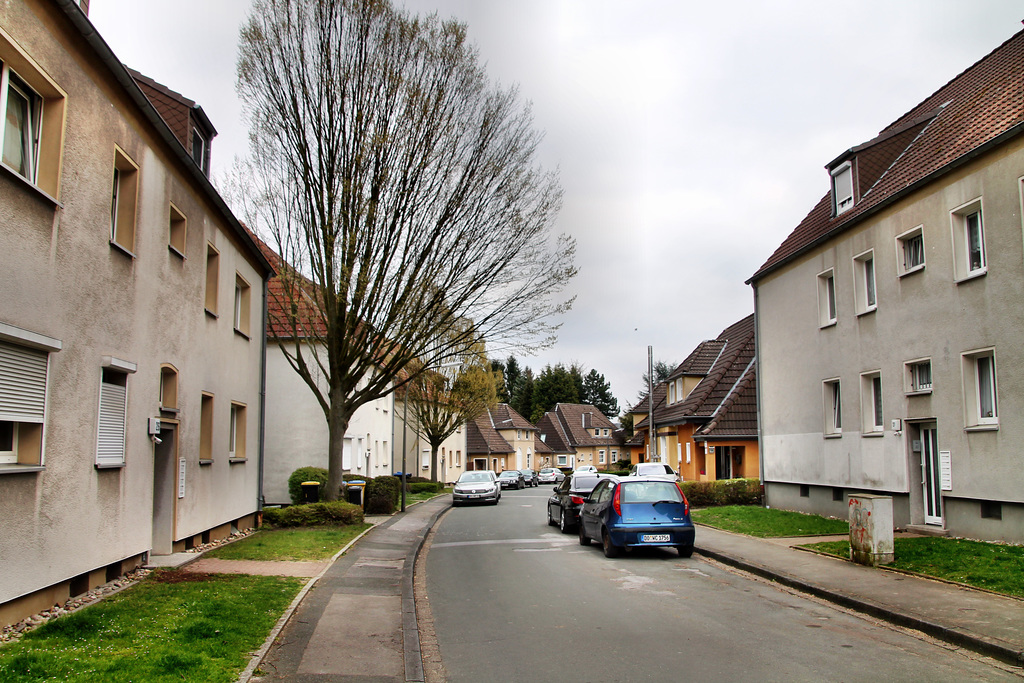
[831,162,853,215]
[191,126,209,175]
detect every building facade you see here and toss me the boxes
[0,1,271,625]
[750,31,1024,542]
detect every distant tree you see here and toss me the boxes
[531,363,580,422]
[234,0,576,498]
[582,369,619,418]
[502,356,522,405]
[637,360,676,402]
[490,358,508,403]
[511,368,534,421]
[569,363,586,404]
[408,345,499,482]
[618,411,634,438]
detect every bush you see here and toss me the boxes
[365,475,401,514]
[287,466,329,505]
[605,469,631,477]
[263,501,364,527]
[681,478,762,507]
[409,481,443,494]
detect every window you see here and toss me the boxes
[962,349,997,428]
[823,379,842,436]
[0,329,59,468]
[191,126,208,175]
[159,365,178,412]
[168,203,186,257]
[97,359,136,467]
[853,250,876,315]
[234,274,251,336]
[199,393,214,463]
[0,33,66,199]
[205,244,219,315]
[951,200,986,281]
[831,162,853,215]
[229,403,246,460]
[557,454,568,467]
[905,359,932,394]
[456,450,461,467]
[817,269,837,327]
[860,371,883,434]
[599,449,606,464]
[668,382,676,404]
[896,226,925,276]
[109,147,139,255]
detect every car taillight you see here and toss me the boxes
[676,482,689,516]
[570,495,584,506]
[612,485,621,516]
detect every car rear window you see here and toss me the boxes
[620,481,682,504]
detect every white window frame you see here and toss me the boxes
[831,162,854,215]
[557,454,568,467]
[962,348,998,429]
[823,378,842,437]
[853,249,877,315]
[860,371,883,435]
[904,358,933,395]
[896,225,925,277]
[817,268,837,328]
[96,358,136,467]
[598,449,606,464]
[950,199,986,282]
[0,65,41,183]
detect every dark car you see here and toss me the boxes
[519,469,539,487]
[547,472,613,533]
[497,470,526,489]
[578,477,695,558]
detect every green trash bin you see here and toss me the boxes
[301,481,321,504]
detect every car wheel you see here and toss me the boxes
[578,524,591,546]
[602,529,621,558]
[678,544,694,558]
[558,509,570,534]
[547,506,557,526]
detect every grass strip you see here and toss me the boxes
[692,505,849,537]
[804,537,1024,598]
[0,572,303,682]
[406,488,451,504]
[205,524,372,562]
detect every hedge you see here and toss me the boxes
[365,475,401,514]
[408,481,444,494]
[262,501,364,527]
[681,478,762,507]
[287,466,329,505]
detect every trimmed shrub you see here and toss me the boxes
[287,466,329,505]
[262,501,364,527]
[409,481,443,494]
[682,478,762,507]
[605,470,631,477]
[365,475,401,514]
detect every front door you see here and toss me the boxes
[920,423,943,525]
[152,424,177,555]
[715,446,732,480]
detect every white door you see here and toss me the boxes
[920,423,943,525]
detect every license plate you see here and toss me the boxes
[468,494,479,498]
[642,534,670,543]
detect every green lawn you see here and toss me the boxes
[205,524,372,562]
[805,537,1024,598]
[405,488,451,504]
[0,572,303,682]
[692,505,849,537]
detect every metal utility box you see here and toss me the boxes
[848,493,894,566]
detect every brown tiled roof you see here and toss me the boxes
[246,230,328,339]
[668,340,726,380]
[535,412,575,454]
[632,383,666,429]
[750,29,1024,282]
[490,404,536,431]
[552,404,624,448]
[127,67,216,159]
[534,434,554,455]
[695,366,758,440]
[466,412,513,455]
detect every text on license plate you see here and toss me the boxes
[641,534,670,543]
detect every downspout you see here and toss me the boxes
[753,284,766,509]
[257,279,268,512]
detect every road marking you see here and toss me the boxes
[431,538,576,548]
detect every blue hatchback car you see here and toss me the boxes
[578,476,695,558]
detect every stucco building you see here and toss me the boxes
[535,403,624,470]
[0,1,271,625]
[466,404,537,473]
[749,30,1024,542]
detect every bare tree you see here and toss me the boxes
[235,0,576,499]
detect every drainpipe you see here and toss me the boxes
[257,279,268,512]
[753,284,766,509]
[648,345,656,463]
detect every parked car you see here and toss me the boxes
[538,467,565,484]
[519,469,539,487]
[573,465,598,473]
[547,472,614,533]
[452,471,501,506]
[498,470,526,489]
[578,477,695,558]
[627,462,682,482]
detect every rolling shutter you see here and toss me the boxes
[97,379,127,465]
[0,341,48,423]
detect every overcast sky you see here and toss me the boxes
[91,0,1023,413]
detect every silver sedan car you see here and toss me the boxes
[452,471,501,506]
[538,467,565,484]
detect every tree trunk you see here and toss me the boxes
[430,443,440,483]
[326,402,351,501]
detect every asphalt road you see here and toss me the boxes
[424,486,1020,682]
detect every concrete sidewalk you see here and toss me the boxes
[695,525,1024,667]
[246,496,450,682]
